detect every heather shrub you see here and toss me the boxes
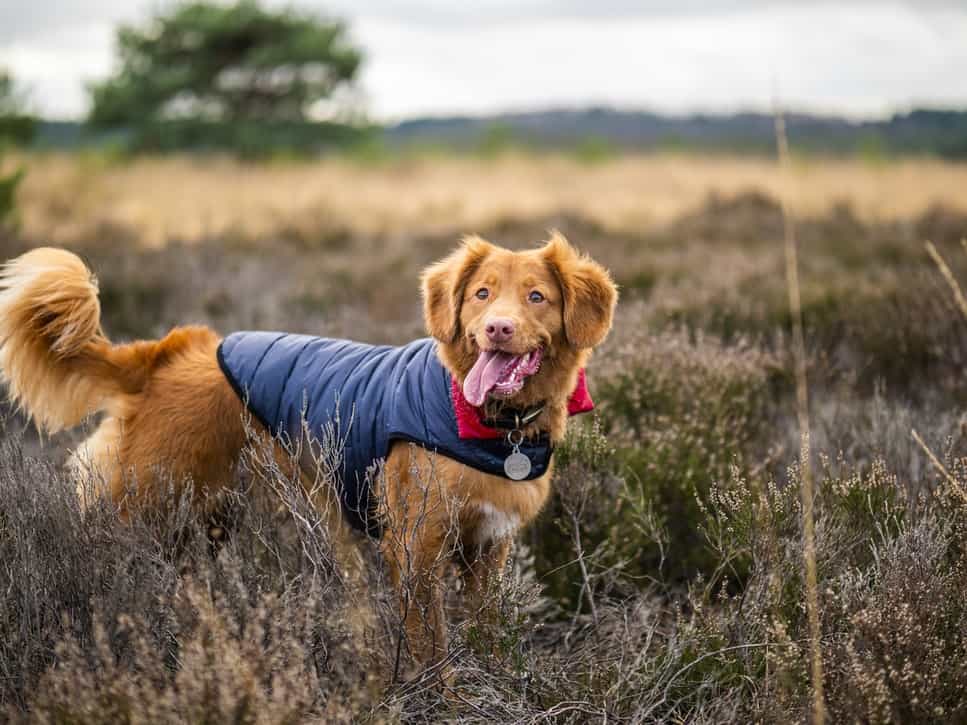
[0,435,387,722]
[1,161,966,721]
[444,440,967,723]
[588,324,777,584]
[3,355,967,722]
[667,449,967,723]
[824,504,967,723]
[526,417,628,614]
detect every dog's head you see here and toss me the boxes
[421,232,617,415]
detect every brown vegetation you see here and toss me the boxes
[1,151,966,722]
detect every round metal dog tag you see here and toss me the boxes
[504,451,532,480]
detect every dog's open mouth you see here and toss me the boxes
[463,347,543,407]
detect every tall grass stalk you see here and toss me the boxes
[774,109,826,724]
[916,238,967,505]
[925,239,967,322]
[911,428,967,505]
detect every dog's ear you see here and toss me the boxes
[421,236,493,343]
[541,231,618,349]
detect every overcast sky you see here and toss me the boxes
[1,1,966,120]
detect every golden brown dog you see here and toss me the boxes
[0,233,617,669]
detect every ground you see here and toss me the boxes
[1,150,966,723]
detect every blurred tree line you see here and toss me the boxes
[87,0,372,156]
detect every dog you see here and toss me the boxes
[0,233,617,669]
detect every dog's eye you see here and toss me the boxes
[475,288,489,300]
[528,290,545,304]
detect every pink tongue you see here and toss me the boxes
[463,349,516,406]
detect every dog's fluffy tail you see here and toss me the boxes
[0,247,136,433]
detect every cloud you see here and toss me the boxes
[1,1,965,119]
[311,0,967,26]
[3,0,965,41]
[0,0,140,43]
[353,3,967,120]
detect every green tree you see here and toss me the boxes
[0,69,34,144]
[0,68,33,225]
[88,1,366,153]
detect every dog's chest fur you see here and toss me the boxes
[384,443,553,550]
[449,460,555,549]
[472,501,521,546]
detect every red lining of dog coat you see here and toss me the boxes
[452,368,594,440]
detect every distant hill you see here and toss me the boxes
[387,107,967,158]
[30,107,967,158]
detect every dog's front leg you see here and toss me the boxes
[457,537,512,664]
[380,445,458,678]
[382,517,450,676]
[459,537,511,618]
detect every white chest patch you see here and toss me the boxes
[474,502,521,546]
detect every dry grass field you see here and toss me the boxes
[2,150,967,723]
[12,151,967,246]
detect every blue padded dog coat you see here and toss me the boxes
[216,332,553,536]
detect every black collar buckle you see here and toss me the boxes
[483,404,545,431]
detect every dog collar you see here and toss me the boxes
[451,369,594,440]
[482,404,545,431]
